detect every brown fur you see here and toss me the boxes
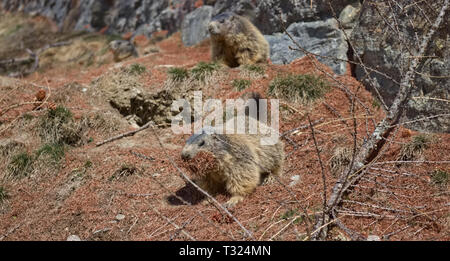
[181,118,284,207]
[208,13,270,68]
[108,40,138,62]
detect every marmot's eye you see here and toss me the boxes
[199,140,205,147]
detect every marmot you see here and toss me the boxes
[108,40,139,62]
[181,118,284,208]
[208,12,270,68]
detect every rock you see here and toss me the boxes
[265,18,348,75]
[1,0,197,38]
[1,0,359,39]
[338,3,362,36]
[367,235,381,241]
[351,0,449,133]
[288,175,300,187]
[66,235,81,241]
[213,0,359,35]
[115,214,126,221]
[181,6,214,47]
[338,3,361,29]
[93,68,183,127]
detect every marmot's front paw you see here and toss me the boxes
[200,198,213,206]
[224,196,244,209]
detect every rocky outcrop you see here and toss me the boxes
[212,0,360,35]
[93,68,182,127]
[1,0,198,38]
[265,19,348,75]
[1,0,359,39]
[351,0,449,133]
[181,6,213,47]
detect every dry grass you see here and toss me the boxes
[239,64,266,79]
[190,62,222,82]
[268,74,330,104]
[38,105,86,146]
[329,146,352,177]
[6,152,34,179]
[430,169,448,187]
[232,79,251,91]
[108,164,141,181]
[0,186,8,204]
[84,109,126,135]
[398,134,433,161]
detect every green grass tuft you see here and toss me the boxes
[399,134,432,161]
[372,98,381,109]
[430,169,448,186]
[35,143,65,162]
[8,152,33,178]
[268,74,330,103]
[22,113,34,121]
[46,105,73,123]
[168,67,189,82]
[243,64,265,75]
[190,62,221,81]
[280,208,303,224]
[128,63,147,75]
[232,79,251,91]
[84,160,93,169]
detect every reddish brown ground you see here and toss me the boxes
[0,31,448,241]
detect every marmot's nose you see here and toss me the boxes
[208,24,214,33]
[181,152,190,161]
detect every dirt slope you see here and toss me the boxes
[0,13,448,241]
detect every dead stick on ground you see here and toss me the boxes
[96,122,151,147]
[151,206,196,241]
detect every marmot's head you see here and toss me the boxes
[108,40,133,52]
[208,12,240,36]
[181,127,228,160]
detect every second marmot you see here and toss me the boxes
[208,12,270,67]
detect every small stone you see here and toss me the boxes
[367,235,381,241]
[115,214,126,221]
[288,175,300,187]
[66,235,81,241]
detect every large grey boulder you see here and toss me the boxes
[351,0,449,133]
[181,6,214,47]
[265,19,348,75]
[213,0,360,35]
